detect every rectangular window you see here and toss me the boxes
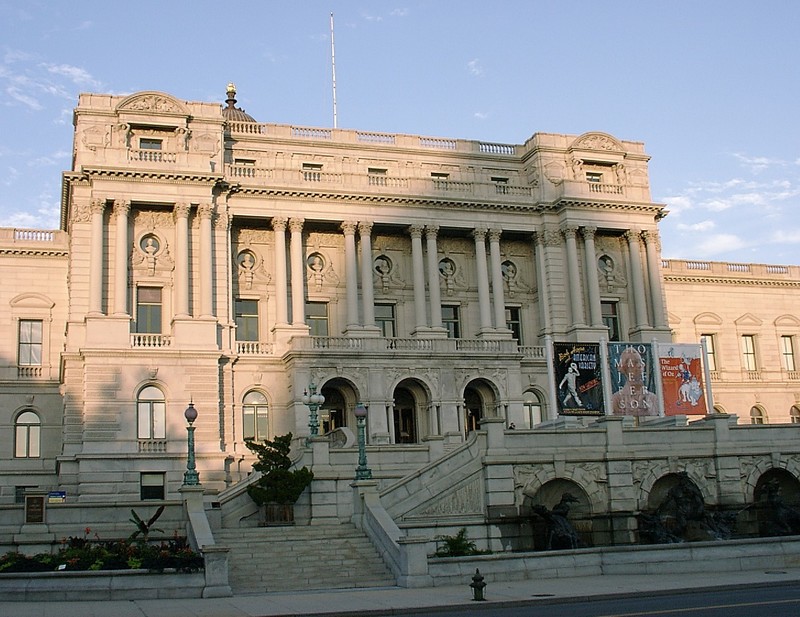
[442,305,461,338]
[505,307,522,343]
[15,486,36,504]
[140,472,165,500]
[18,320,43,366]
[137,399,166,440]
[781,335,796,372]
[741,335,757,371]
[601,301,620,341]
[139,138,162,150]
[136,287,162,333]
[702,334,718,371]
[235,299,259,341]
[306,301,329,337]
[430,172,450,179]
[585,171,603,183]
[375,303,396,338]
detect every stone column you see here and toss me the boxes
[198,203,214,318]
[472,228,493,332]
[425,225,443,329]
[341,221,360,329]
[624,229,649,329]
[289,218,305,325]
[88,199,106,315]
[533,230,552,334]
[488,228,506,330]
[409,225,428,332]
[112,199,130,315]
[272,217,289,325]
[358,221,376,328]
[563,225,586,328]
[582,226,603,327]
[642,230,667,328]
[174,202,191,318]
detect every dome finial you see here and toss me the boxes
[225,83,237,108]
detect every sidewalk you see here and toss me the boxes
[2,567,799,617]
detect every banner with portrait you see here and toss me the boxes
[658,343,707,415]
[607,343,658,417]
[553,342,603,416]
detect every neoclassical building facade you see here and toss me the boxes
[0,86,797,523]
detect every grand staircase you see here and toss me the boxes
[215,523,397,594]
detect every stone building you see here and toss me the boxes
[0,88,798,569]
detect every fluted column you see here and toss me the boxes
[425,225,443,329]
[341,221,359,329]
[112,199,130,315]
[643,230,667,328]
[488,228,506,330]
[358,221,376,328]
[582,226,603,327]
[409,225,427,331]
[625,229,649,328]
[89,199,106,315]
[289,218,305,325]
[272,217,289,325]
[563,225,586,328]
[174,202,191,318]
[471,228,492,331]
[198,203,214,317]
[533,230,552,334]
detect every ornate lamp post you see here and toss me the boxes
[183,401,200,486]
[354,403,372,480]
[302,382,325,439]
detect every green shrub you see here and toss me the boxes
[434,528,480,557]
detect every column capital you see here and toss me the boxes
[357,221,373,235]
[562,225,579,240]
[112,199,130,217]
[472,227,488,241]
[425,224,439,238]
[288,217,304,233]
[90,198,107,214]
[408,224,424,238]
[488,228,502,243]
[582,226,597,241]
[272,216,287,232]
[341,220,358,235]
[174,202,191,219]
[624,228,642,244]
[197,203,214,219]
[641,229,659,244]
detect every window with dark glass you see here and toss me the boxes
[136,287,162,333]
[505,307,522,343]
[140,472,165,500]
[442,305,461,338]
[306,301,329,336]
[18,319,43,366]
[601,301,620,341]
[375,303,396,338]
[235,299,259,341]
[139,138,162,150]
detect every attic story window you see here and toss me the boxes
[235,159,256,166]
[302,163,323,171]
[585,171,603,183]
[139,138,162,150]
[431,172,449,179]
[368,168,387,175]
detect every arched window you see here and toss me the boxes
[138,386,166,439]
[750,406,767,425]
[243,390,269,441]
[790,405,800,424]
[15,411,41,458]
[523,390,544,428]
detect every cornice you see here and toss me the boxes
[663,274,800,288]
[81,167,222,185]
[555,198,665,213]
[0,248,69,258]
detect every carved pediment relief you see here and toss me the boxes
[570,132,624,153]
[116,91,188,116]
[404,474,484,519]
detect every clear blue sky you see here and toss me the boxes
[1,1,798,265]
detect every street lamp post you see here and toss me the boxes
[354,403,372,480]
[183,401,200,486]
[302,382,325,439]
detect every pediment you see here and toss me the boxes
[116,91,188,116]
[774,314,800,328]
[570,132,624,154]
[734,313,763,327]
[10,293,55,309]
[693,312,723,326]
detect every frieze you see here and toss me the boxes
[71,202,92,224]
[117,92,186,114]
[134,210,174,231]
[411,475,483,517]
[236,228,272,245]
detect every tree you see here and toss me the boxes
[245,433,313,506]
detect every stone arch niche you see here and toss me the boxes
[391,378,431,444]
[523,478,592,551]
[462,378,499,436]
[751,468,800,537]
[318,376,362,437]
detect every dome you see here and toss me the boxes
[222,83,257,123]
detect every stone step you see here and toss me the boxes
[215,522,396,593]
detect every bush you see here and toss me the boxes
[434,528,481,557]
[245,433,314,506]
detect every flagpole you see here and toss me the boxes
[330,12,338,129]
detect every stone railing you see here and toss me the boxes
[138,439,167,453]
[236,341,273,355]
[17,366,44,379]
[291,336,523,356]
[130,333,172,348]
[662,259,800,280]
[128,149,177,164]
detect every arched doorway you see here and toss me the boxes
[752,468,800,537]
[523,479,592,550]
[463,379,498,436]
[319,377,361,435]
[391,379,430,444]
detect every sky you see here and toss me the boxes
[1,1,798,266]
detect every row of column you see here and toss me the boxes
[270,219,511,334]
[88,199,214,319]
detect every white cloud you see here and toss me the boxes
[473,111,488,120]
[390,8,409,17]
[662,194,692,215]
[695,234,746,257]
[676,220,715,232]
[6,86,42,110]
[467,59,484,77]
[732,152,788,173]
[771,229,800,245]
[43,63,101,88]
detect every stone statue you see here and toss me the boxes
[531,492,584,550]
[756,478,800,537]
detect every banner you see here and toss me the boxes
[607,343,658,417]
[658,343,707,415]
[553,342,603,415]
